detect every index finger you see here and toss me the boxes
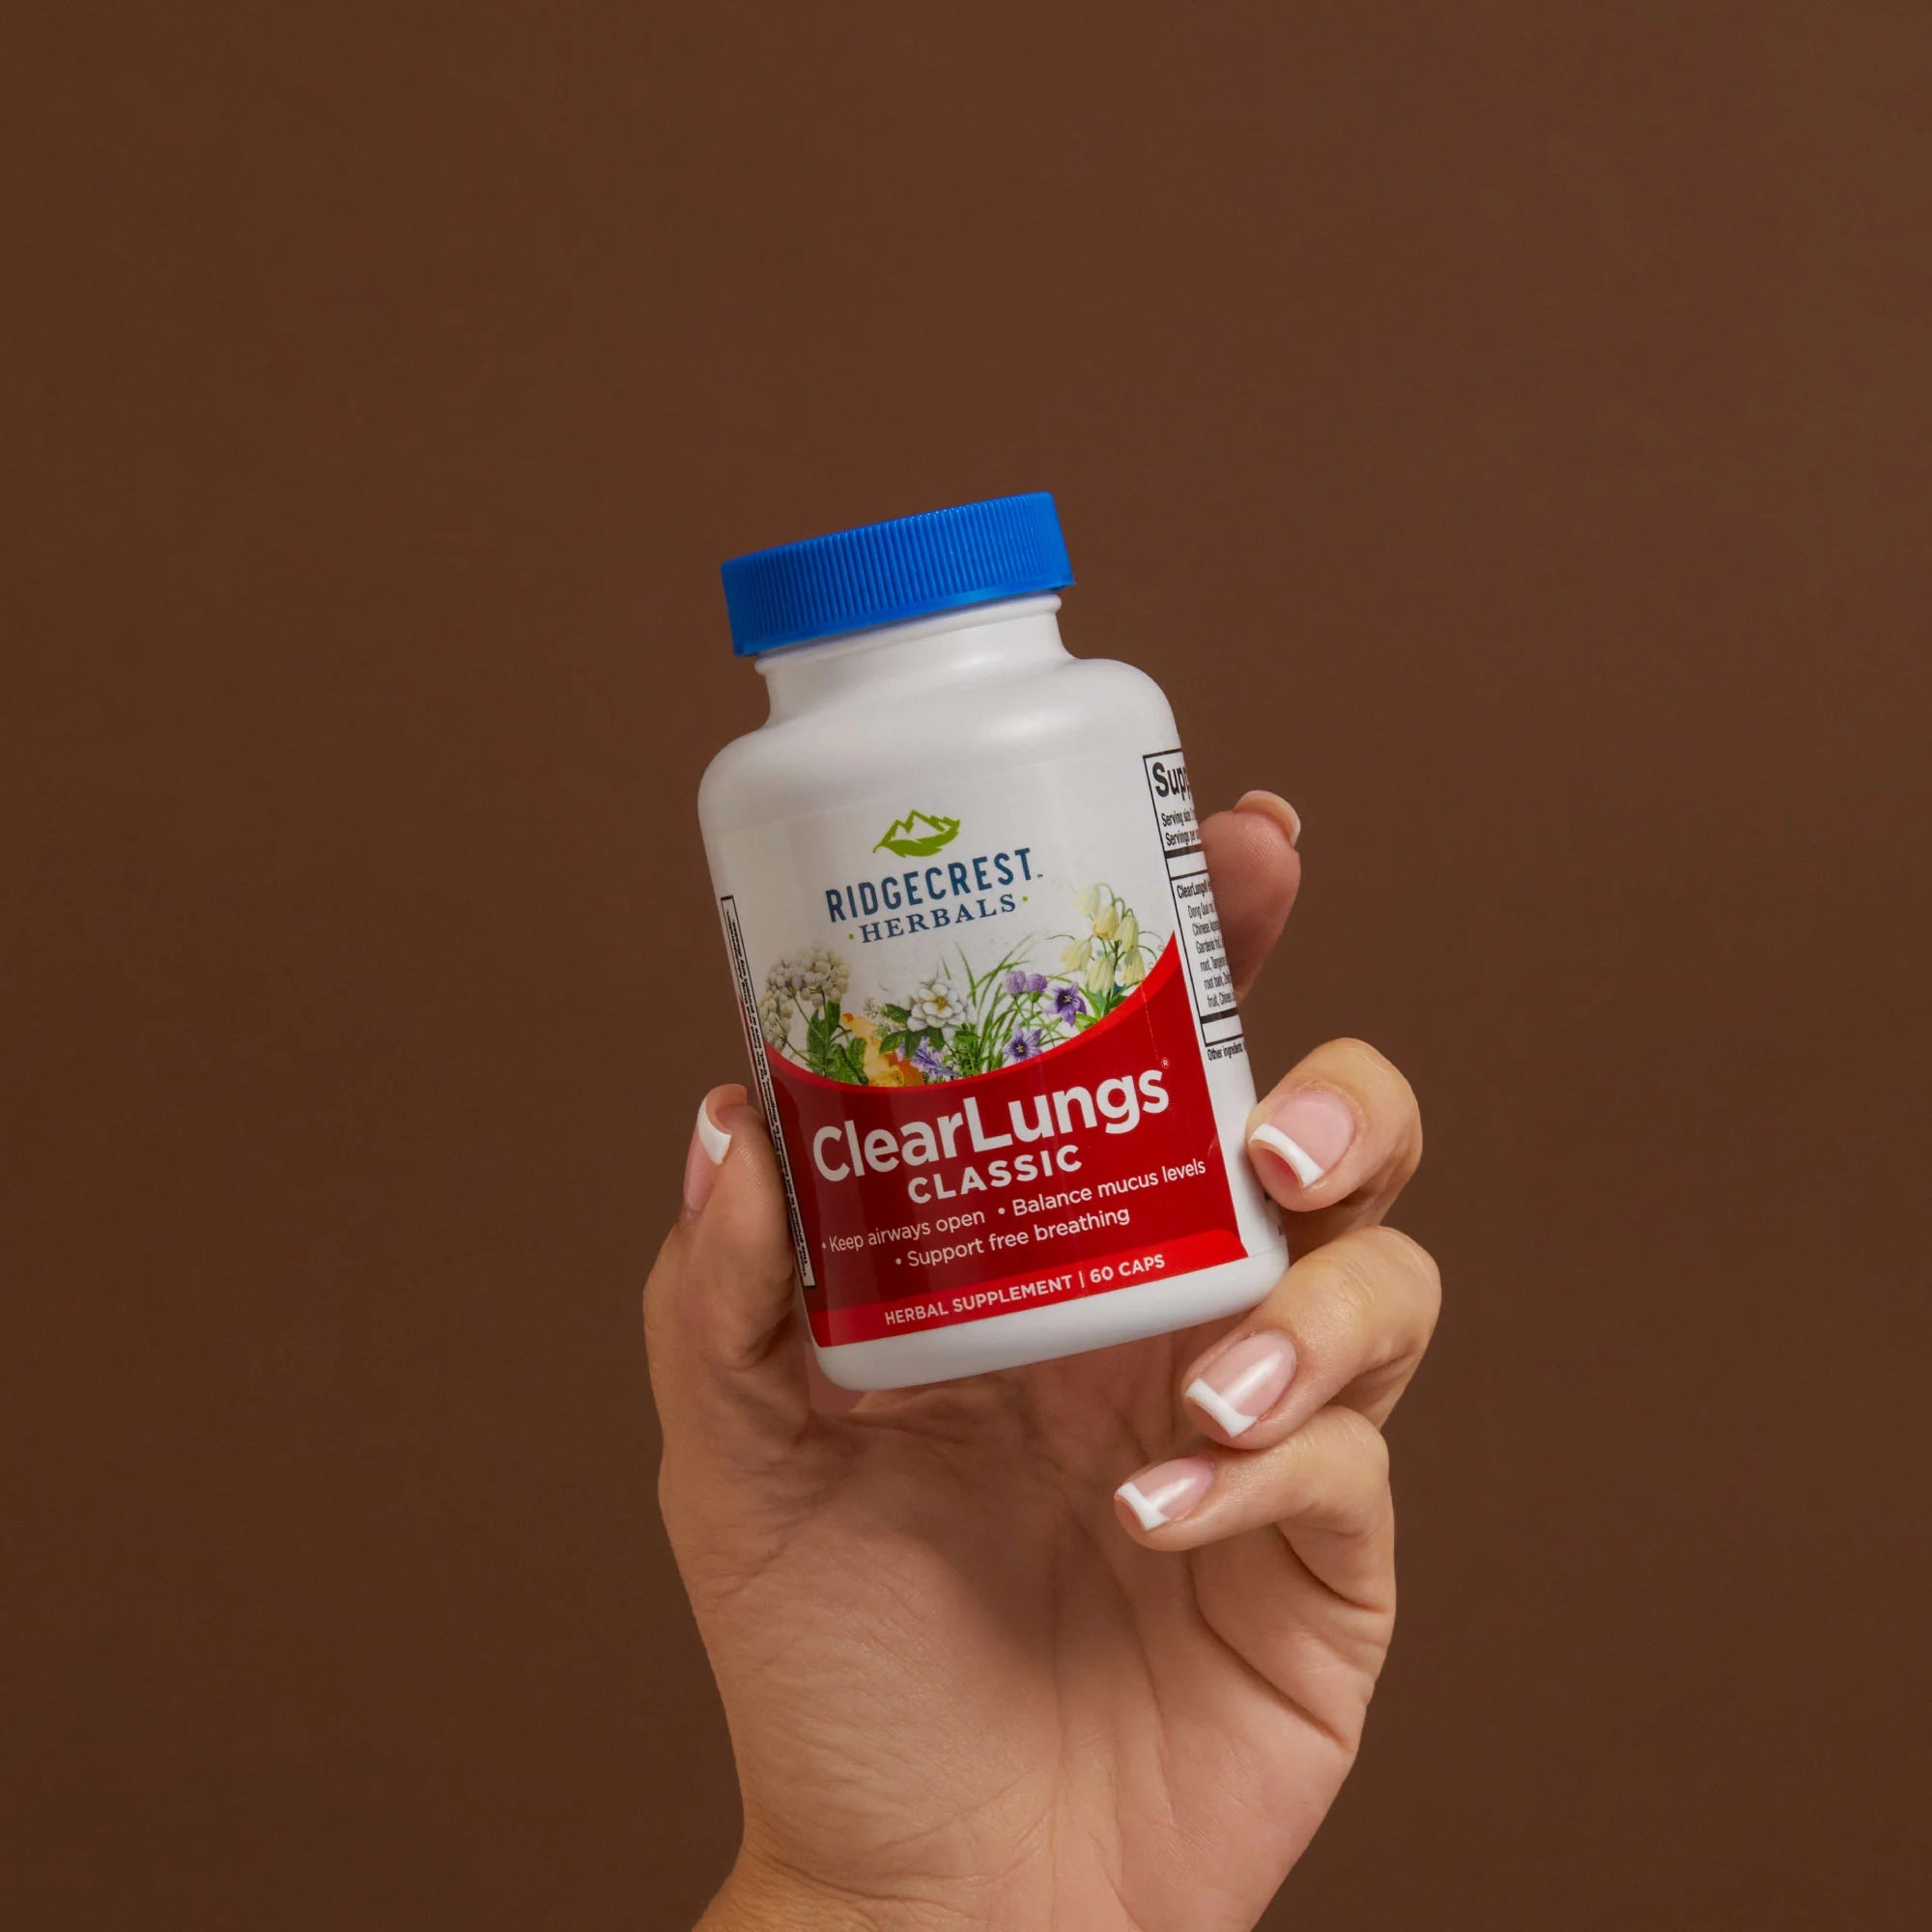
[1245,1037,1424,1251]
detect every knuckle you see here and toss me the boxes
[1329,1036,1414,1105]
[654,1458,695,1549]
[1362,1049,1424,1180]
[1311,1037,1423,1182]
[1326,1034,1390,1069]
[1319,1241,1387,1336]
[1305,1229,1396,1321]
[1302,1407,1389,1527]
[1374,1225,1442,1315]
[1350,1224,1441,1325]
[1295,1228,1440,1384]
[640,1230,688,1350]
[1337,1406,1392,1484]
[1390,1107,1423,1191]
[1321,1399,1386,1459]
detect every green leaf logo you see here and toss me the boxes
[874,810,961,858]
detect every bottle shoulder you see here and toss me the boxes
[699,654,1178,837]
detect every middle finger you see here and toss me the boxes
[1177,1224,1442,1448]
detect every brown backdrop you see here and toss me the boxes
[6,3,1929,1926]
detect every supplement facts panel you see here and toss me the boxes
[1142,750,1245,1060]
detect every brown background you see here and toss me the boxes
[5,3,1929,1926]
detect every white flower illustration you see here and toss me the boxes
[908,977,961,1031]
[765,943,849,1015]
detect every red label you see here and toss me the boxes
[764,939,1244,1344]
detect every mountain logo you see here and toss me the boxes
[873,810,961,858]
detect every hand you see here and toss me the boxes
[646,793,1439,1932]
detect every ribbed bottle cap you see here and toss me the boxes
[721,493,1073,655]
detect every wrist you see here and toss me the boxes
[698,1852,1000,1932]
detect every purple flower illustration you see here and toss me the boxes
[1005,1026,1044,1062]
[1005,969,1049,996]
[1051,984,1086,1021]
[911,1040,949,1081]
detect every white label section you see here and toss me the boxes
[712,747,1250,1093]
[1142,749,1244,1056]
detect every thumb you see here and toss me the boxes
[643,1084,813,1472]
[1201,791,1302,1003]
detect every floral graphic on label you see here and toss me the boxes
[872,809,962,858]
[756,883,1160,1089]
[1058,883,1153,1020]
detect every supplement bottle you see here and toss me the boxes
[699,494,1287,1388]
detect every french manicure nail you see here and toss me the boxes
[683,1100,732,1217]
[1184,1330,1297,1437]
[1249,1089,1355,1187]
[1115,1456,1216,1530]
[1235,788,1302,849]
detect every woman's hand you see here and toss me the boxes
[645,795,1438,1932]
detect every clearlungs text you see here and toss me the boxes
[810,1071,1170,1203]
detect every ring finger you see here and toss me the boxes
[1171,1224,1442,1451]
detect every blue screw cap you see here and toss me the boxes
[721,493,1074,655]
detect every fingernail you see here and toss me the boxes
[1184,1330,1297,1437]
[682,1099,732,1218]
[1249,1089,1355,1187]
[1115,1456,1215,1531]
[1235,788,1301,849]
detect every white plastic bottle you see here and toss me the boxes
[699,494,1285,1388]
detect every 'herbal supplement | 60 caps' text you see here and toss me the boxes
[699,495,1287,1389]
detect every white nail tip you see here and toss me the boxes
[695,1102,732,1166]
[1116,1481,1170,1530]
[1249,1122,1326,1186]
[1184,1377,1258,1436]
